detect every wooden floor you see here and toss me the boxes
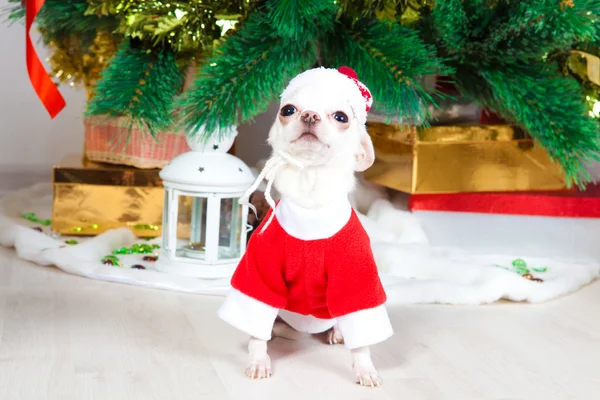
[0,247,599,400]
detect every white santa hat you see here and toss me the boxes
[280,66,373,123]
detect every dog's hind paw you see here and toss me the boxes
[245,356,272,380]
[327,325,344,345]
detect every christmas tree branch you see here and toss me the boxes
[418,0,600,184]
[86,42,184,137]
[266,0,336,40]
[324,18,451,123]
[5,0,119,43]
[481,64,600,185]
[479,0,600,63]
[431,0,468,56]
[177,11,316,139]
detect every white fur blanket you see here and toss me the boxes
[1,183,598,305]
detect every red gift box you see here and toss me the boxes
[409,185,600,218]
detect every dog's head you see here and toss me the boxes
[268,67,374,172]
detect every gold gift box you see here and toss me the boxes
[52,155,164,236]
[364,123,567,194]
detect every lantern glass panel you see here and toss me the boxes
[218,197,243,260]
[176,195,208,260]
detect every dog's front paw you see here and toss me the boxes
[353,364,382,388]
[245,356,272,380]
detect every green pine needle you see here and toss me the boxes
[4,0,24,23]
[479,0,600,64]
[266,0,337,40]
[431,0,469,55]
[4,0,119,49]
[177,11,316,140]
[86,43,184,137]
[323,18,452,124]
[481,65,600,186]
[6,0,118,41]
[419,0,600,185]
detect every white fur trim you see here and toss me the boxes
[217,289,279,341]
[278,309,336,334]
[275,196,352,241]
[336,305,394,349]
[281,67,369,123]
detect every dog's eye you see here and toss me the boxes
[333,111,349,123]
[280,105,296,117]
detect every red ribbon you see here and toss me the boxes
[26,0,66,118]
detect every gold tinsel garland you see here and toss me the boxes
[85,0,249,53]
[563,49,600,118]
[47,30,119,98]
[42,1,247,93]
[85,0,134,16]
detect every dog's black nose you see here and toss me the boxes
[301,110,321,124]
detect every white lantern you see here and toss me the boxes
[157,126,254,279]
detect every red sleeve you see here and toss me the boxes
[324,212,386,318]
[230,209,288,309]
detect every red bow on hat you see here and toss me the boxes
[337,66,373,112]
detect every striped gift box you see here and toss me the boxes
[84,116,190,169]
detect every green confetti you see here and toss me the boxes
[111,243,160,256]
[20,212,52,226]
[64,240,79,245]
[494,259,549,279]
[133,224,160,231]
[21,212,35,219]
[102,255,121,266]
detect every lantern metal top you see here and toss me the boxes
[159,126,255,192]
[160,152,254,192]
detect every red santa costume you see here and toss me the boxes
[218,67,393,350]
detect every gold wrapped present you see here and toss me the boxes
[52,155,164,236]
[365,123,567,194]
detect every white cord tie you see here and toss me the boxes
[239,151,304,233]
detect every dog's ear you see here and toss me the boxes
[355,126,375,172]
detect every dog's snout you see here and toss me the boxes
[301,110,321,124]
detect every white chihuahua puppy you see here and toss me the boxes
[219,67,393,387]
